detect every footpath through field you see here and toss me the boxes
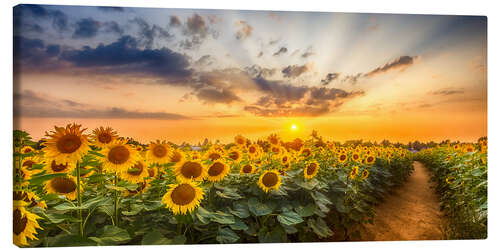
[360,161,444,241]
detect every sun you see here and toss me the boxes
[291,124,298,131]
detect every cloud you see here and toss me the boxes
[341,73,363,85]
[365,56,418,77]
[14,4,68,32]
[14,90,189,120]
[273,47,288,56]
[321,73,340,85]
[103,21,124,36]
[131,17,173,49]
[281,63,312,78]
[235,20,253,40]
[269,38,280,45]
[195,87,242,104]
[97,6,124,12]
[194,55,215,68]
[245,65,277,78]
[169,16,181,27]
[13,36,63,72]
[301,46,314,58]
[257,51,263,58]
[185,14,208,38]
[430,88,465,96]
[73,18,101,39]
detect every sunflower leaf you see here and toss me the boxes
[141,231,172,245]
[277,210,304,226]
[248,197,272,216]
[29,173,68,186]
[210,211,235,224]
[216,227,239,243]
[88,225,131,245]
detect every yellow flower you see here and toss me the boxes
[446,176,455,185]
[90,126,118,148]
[338,153,348,163]
[162,180,204,215]
[44,176,80,200]
[13,202,42,246]
[174,160,206,182]
[169,148,185,166]
[304,161,319,179]
[21,146,35,154]
[258,170,282,193]
[247,143,261,158]
[481,157,487,165]
[234,135,247,148]
[21,157,42,178]
[351,153,361,162]
[349,166,359,180]
[364,155,376,165]
[267,134,280,146]
[240,164,256,174]
[204,146,225,161]
[100,139,139,174]
[146,140,171,165]
[44,160,75,174]
[299,147,312,158]
[120,161,149,183]
[42,124,90,165]
[226,147,242,163]
[206,160,230,182]
[13,190,47,210]
[361,169,370,180]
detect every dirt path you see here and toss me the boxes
[360,161,445,241]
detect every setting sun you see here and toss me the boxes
[291,124,298,131]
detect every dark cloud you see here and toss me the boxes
[235,21,253,40]
[45,44,61,57]
[195,87,241,104]
[257,51,263,58]
[430,88,465,96]
[321,73,340,85]
[14,90,189,120]
[97,6,125,12]
[194,55,215,67]
[131,17,173,49]
[342,73,363,85]
[104,21,124,36]
[281,64,311,78]
[169,16,181,27]
[73,18,101,39]
[273,47,288,56]
[365,55,418,77]
[269,38,280,45]
[245,65,277,78]
[13,36,62,72]
[301,46,314,58]
[185,14,208,38]
[14,4,68,32]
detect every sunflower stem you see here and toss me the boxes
[114,173,120,226]
[76,161,84,238]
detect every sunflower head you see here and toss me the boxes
[247,143,261,157]
[240,164,255,174]
[206,161,230,182]
[304,161,320,179]
[44,176,80,200]
[146,140,171,165]
[169,149,185,166]
[42,123,90,165]
[100,139,139,174]
[13,204,42,246]
[234,135,247,147]
[175,160,206,182]
[338,153,348,163]
[45,160,75,174]
[365,155,376,165]
[205,146,225,161]
[446,176,456,185]
[267,134,280,146]
[258,170,282,193]
[300,147,312,158]
[90,126,118,148]
[352,153,360,162]
[13,190,47,210]
[227,147,242,162]
[121,161,149,183]
[21,146,35,154]
[162,180,204,215]
[349,166,359,180]
[361,169,370,180]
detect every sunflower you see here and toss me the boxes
[21,157,41,177]
[44,160,75,174]
[169,148,185,166]
[481,157,487,165]
[190,151,201,160]
[227,147,242,163]
[13,190,47,210]
[21,146,35,154]
[146,140,171,165]
[100,139,139,174]
[162,180,204,215]
[299,147,312,158]
[281,153,290,165]
[240,164,256,174]
[234,135,247,148]
[90,126,118,148]
[338,153,348,163]
[206,161,230,182]
[258,170,282,193]
[204,147,225,161]
[446,176,455,185]
[268,134,280,146]
[175,160,206,182]
[44,176,80,200]
[445,155,453,161]
[349,166,359,180]
[42,124,90,165]
[351,153,361,162]
[361,169,370,180]
[135,145,144,152]
[463,144,475,153]
[147,167,158,179]
[453,144,460,151]
[247,143,261,158]
[364,155,376,165]
[13,201,42,246]
[304,161,320,179]
[121,161,149,183]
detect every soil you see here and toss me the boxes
[359,161,445,241]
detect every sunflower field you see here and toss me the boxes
[414,139,487,239]
[13,124,415,247]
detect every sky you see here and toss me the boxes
[13,4,487,144]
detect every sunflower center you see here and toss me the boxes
[340,155,346,161]
[353,154,359,160]
[208,162,225,176]
[23,148,32,153]
[367,156,374,162]
[209,153,221,161]
[127,162,144,176]
[56,134,82,154]
[98,132,113,144]
[249,146,256,154]
[303,149,311,157]
[22,160,35,170]
[229,151,239,160]
[108,146,130,164]
[181,161,203,179]
[170,151,182,163]
[262,172,278,187]
[237,138,245,145]
[51,177,77,194]
[13,209,28,235]
[282,156,288,163]
[270,137,279,145]
[147,168,156,177]
[153,145,167,158]
[242,164,253,173]
[171,184,196,205]
[51,160,69,172]
[307,163,317,175]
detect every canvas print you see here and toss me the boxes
[12,4,487,247]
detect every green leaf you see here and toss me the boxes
[211,211,235,224]
[216,227,240,243]
[248,197,272,216]
[104,184,127,192]
[307,217,333,238]
[229,201,249,218]
[88,225,131,245]
[258,226,287,243]
[229,218,249,231]
[29,173,67,186]
[216,189,242,200]
[141,231,172,245]
[122,204,143,216]
[277,210,304,226]
[195,207,214,224]
[143,201,163,211]
[295,203,316,217]
[172,235,187,244]
[33,207,80,224]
